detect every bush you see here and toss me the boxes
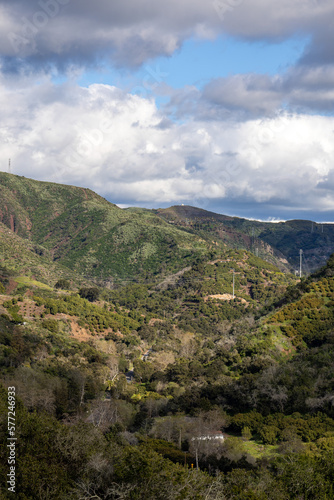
[55,279,70,290]
[259,425,280,444]
[42,319,59,333]
[79,287,100,302]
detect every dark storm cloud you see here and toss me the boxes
[0,0,207,70]
[0,0,334,72]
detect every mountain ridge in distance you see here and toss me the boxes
[155,204,334,273]
[2,174,334,498]
[1,171,333,279]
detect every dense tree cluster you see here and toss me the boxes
[1,249,334,498]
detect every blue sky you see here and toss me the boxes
[86,35,309,112]
[1,0,334,221]
[77,35,308,95]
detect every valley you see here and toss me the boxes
[1,173,334,499]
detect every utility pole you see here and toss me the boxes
[299,249,303,278]
[232,269,235,299]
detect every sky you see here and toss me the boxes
[1,1,334,221]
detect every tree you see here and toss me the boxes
[79,287,100,302]
[54,279,70,290]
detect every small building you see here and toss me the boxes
[191,431,224,442]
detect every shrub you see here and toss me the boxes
[259,425,280,444]
[42,319,59,333]
[79,287,100,302]
[55,279,70,290]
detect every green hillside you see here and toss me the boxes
[0,245,334,497]
[156,205,334,273]
[2,173,332,283]
[0,173,209,281]
[155,205,290,270]
[2,172,334,498]
[258,219,334,272]
[0,221,88,290]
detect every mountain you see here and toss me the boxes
[2,173,331,283]
[0,220,92,292]
[0,172,209,282]
[1,169,334,498]
[156,205,334,273]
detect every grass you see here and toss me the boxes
[268,326,294,353]
[241,438,279,459]
[15,276,53,291]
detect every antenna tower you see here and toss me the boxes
[8,158,11,173]
[299,249,303,278]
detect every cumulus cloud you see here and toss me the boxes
[0,0,333,71]
[165,63,334,122]
[1,79,334,218]
[0,1,334,220]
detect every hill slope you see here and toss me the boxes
[156,205,334,272]
[0,221,88,289]
[0,173,209,281]
[2,173,331,282]
[1,212,334,498]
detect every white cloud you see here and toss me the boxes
[165,63,334,122]
[0,0,333,222]
[0,78,334,217]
